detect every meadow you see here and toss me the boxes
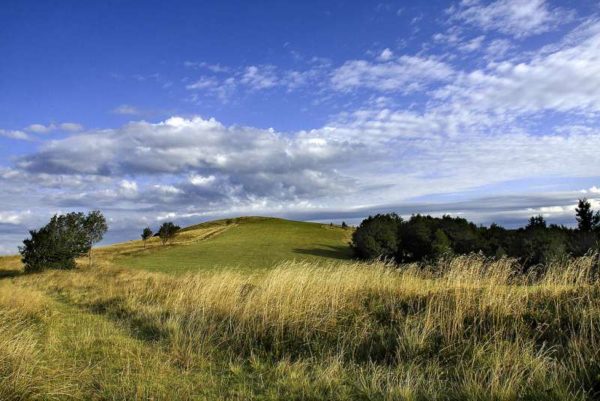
[1,252,600,400]
[101,217,353,273]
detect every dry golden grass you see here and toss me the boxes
[90,223,234,266]
[1,254,599,399]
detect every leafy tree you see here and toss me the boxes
[141,227,153,248]
[432,229,452,259]
[20,212,92,272]
[351,214,401,261]
[575,198,600,232]
[352,206,600,268]
[398,216,433,262]
[526,215,547,230]
[83,210,108,266]
[158,222,180,245]
[341,221,348,229]
[514,226,567,267]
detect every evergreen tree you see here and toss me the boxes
[575,198,600,232]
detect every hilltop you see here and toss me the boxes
[96,216,353,273]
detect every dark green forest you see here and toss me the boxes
[352,199,600,267]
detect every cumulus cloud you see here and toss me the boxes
[448,0,572,38]
[17,116,357,203]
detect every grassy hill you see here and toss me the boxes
[98,216,354,273]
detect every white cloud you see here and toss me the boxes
[26,123,55,133]
[189,174,216,186]
[458,35,485,52]
[119,179,138,195]
[186,76,220,90]
[0,129,31,141]
[25,122,83,133]
[0,210,31,225]
[434,21,600,115]
[449,0,572,38]
[18,116,355,203]
[377,48,394,61]
[240,65,278,90]
[331,55,454,93]
[113,104,142,116]
[484,39,512,59]
[60,122,83,132]
[186,75,238,103]
[153,184,183,195]
[184,61,231,73]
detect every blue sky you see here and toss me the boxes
[2,0,600,252]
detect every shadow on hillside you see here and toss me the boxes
[0,269,22,280]
[293,245,352,260]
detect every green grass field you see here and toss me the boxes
[105,217,353,273]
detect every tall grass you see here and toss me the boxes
[2,255,600,399]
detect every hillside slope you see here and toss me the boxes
[102,217,353,273]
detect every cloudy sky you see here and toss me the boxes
[1,0,600,253]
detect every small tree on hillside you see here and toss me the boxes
[141,227,153,248]
[341,221,348,229]
[83,210,108,267]
[20,212,93,272]
[158,222,180,245]
[576,198,600,232]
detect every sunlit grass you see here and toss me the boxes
[105,217,354,273]
[1,253,599,399]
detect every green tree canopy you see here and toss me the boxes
[20,211,107,272]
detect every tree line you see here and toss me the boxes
[351,199,600,267]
